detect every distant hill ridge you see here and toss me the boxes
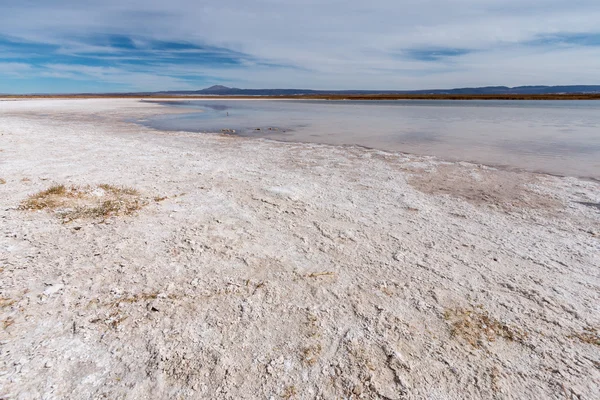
[154,85,600,96]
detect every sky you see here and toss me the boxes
[1,0,599,93]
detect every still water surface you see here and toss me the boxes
[140,100,600,179]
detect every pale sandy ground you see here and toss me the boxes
[0,99,599,399]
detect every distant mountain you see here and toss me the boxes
[202,85,235,93]
[152,85,600,96]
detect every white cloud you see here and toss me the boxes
[0,62,35,77]
[0,0,599,90]
[40,64,199,91]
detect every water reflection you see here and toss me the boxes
[140,100,600,179]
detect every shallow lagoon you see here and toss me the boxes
[141,99,600,179]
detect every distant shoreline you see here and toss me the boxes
[2,93,600,100]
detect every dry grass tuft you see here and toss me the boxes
[300,312,322,365]
[3,317,15,329]
[21,184,69,210]
[301,344,322,365]
[0,178,6,184]
[281,385,298,399]
[0,297,16,308]
[104,292,163,308]
[89,292,175,330]
[305,271,336,278]
[20,184,148,222]
[569,327,600,346]
[103,310,129,330]
[444,307,528,347]
[97,184,139,196]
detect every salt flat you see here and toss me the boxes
[0,99,598,399]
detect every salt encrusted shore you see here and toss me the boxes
[0,99,599,399]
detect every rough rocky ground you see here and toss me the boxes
[0,99,599,399]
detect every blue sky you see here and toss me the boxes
[1,0,599,93]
